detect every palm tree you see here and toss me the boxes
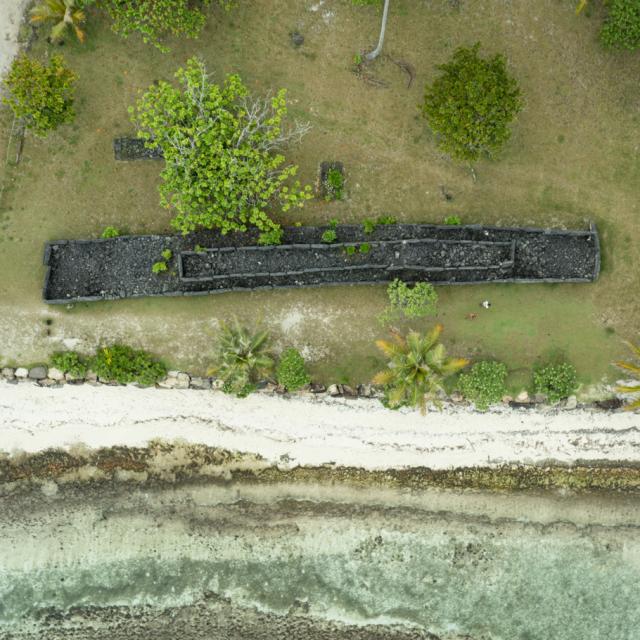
[30,0,87,44]
[211,320,274,397]
[372,324,469,413]
[614,341,640,410]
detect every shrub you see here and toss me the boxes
[376,215,397,225]
[345,245,357,255]
[276,348,311,391]
[458,361,508,411]
[152,261,167,273]
[444,215,461,225]
[161,249,173,260]
[98,0,232,51]
[422,44,522,162]
[130,58,312,236]
[325,167,344,200]
[533,362,578,403]
[101,226,121,238]
[373,325,469,413]
[359,242,371,254]
[258,227,284,246]
[381,279,438,323]
[212,321,274,397]
[322,229,337,243]
[2,54,77,136]
[601,0,640,50]
[90,344,167,386]
[363,218,377,234]
[50,351,87,378]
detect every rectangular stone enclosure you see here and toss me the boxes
[42,223,600,304]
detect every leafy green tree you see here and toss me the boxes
[614,341,640,410]
[212,321,274,397]
[2,54,77,136]
[276,348,311,391]
[90,344,167,386]
[98,0,231,51]
[601,0,640,50]
[533,362,578,403]
[30,0,88,43]
[373,324,469,413]
[458,361,508,411]
[422,44,522,162]
[130,58,312,236]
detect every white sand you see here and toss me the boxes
[0,0,30,78]
[1,381,639,468]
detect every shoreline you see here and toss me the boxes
[1,380,638,470]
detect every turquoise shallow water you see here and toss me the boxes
[2,517,639,639]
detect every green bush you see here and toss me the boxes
[381,279,438,323]
[276,348,311,391]
[533,362,578,403]
[50,351,88,378]
[444,215,461,226]
[363,218,377,234]
[322,229,337,243]
[152,261,168,273]
[422,44,522,162]
[130,58,312,236]
[161,249,173,260]
[601,0,640,50]
[325,167,344,200]
[2,54,77,136]
[90,344,167,386]
[98,0,232,51]
[359,242,371,254]
[257,227,284,246]
[345,245,357,255]
[101,226,121,238]
[376,215,397,225]
[458,361,508,411]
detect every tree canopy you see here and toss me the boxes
[2,54,77,136]
[422,44,522,162]
[129,57,312,236]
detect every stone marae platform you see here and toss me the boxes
[42,223,600,304]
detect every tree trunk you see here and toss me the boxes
[365,0,391,61]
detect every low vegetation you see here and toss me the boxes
[276,348,311,391]
[379,279,438,324]
[614,341,640,410]
[373,324,469,413]
[533,362,578,403]
[50,351,88,378]
[90,344,167,386]
[458,361,508,411]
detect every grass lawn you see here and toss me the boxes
[0,0,637,391]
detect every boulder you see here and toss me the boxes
[1,367,15,380]
[564,395,578,410]
[515,390,529,403]
[189,376,212,390]
[47,367,65,382]
[28,366,48,380]
[310,383,326,394]
[38,378,58,388]
[14,367,29,379]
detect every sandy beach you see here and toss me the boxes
[1,380,639,468]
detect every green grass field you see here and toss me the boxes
[0,0,637,390]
